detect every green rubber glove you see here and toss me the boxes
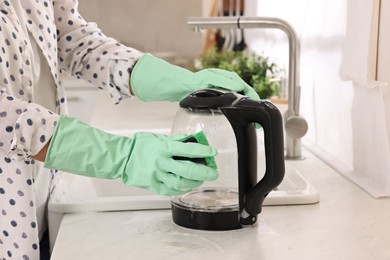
[131,53,260,102]
[44,116,218,195]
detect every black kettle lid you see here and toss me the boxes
[179,89,241,111]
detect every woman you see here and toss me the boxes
[0,0,258,258]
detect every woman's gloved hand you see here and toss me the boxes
[130,53,260,102]
[44,116,218,195]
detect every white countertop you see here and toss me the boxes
[55,89,390,259]
[50,149,390,260]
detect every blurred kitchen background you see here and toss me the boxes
[79,0,205,67]
[65,0,390,198]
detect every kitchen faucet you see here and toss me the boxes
[188,16,308,159]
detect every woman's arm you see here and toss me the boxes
[0,92,58,162]
[53,0,142,103]
[32,140,50,162]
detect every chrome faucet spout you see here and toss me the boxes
[188,16,307,159]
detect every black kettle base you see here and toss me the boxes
[170,188,242,231]
[171,201,242,231]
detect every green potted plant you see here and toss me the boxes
[195,48,283,100]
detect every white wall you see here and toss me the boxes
[244,0,390,197]
[77,0,203,64]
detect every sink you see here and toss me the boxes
[48,164,318,212]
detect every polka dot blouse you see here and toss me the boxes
[1,0,142,258]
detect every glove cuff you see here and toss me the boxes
[44,116,132,179]
[130,53,193,102]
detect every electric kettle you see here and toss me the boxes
[170,89,285,231]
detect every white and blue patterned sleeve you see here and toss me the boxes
[0,91,59,161]
[53,0,143,104]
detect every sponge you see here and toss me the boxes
[174,131,217,170]
[189,131,217,170]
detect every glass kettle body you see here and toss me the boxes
[170,89,285,230]
[171,107,239,189]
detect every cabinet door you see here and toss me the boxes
[377,0,390,83]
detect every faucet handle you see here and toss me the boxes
[285,115,308,139]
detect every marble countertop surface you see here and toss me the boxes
[51,149,390,260]
[53,89,390,259]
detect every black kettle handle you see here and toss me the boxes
[221,98,285,225]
